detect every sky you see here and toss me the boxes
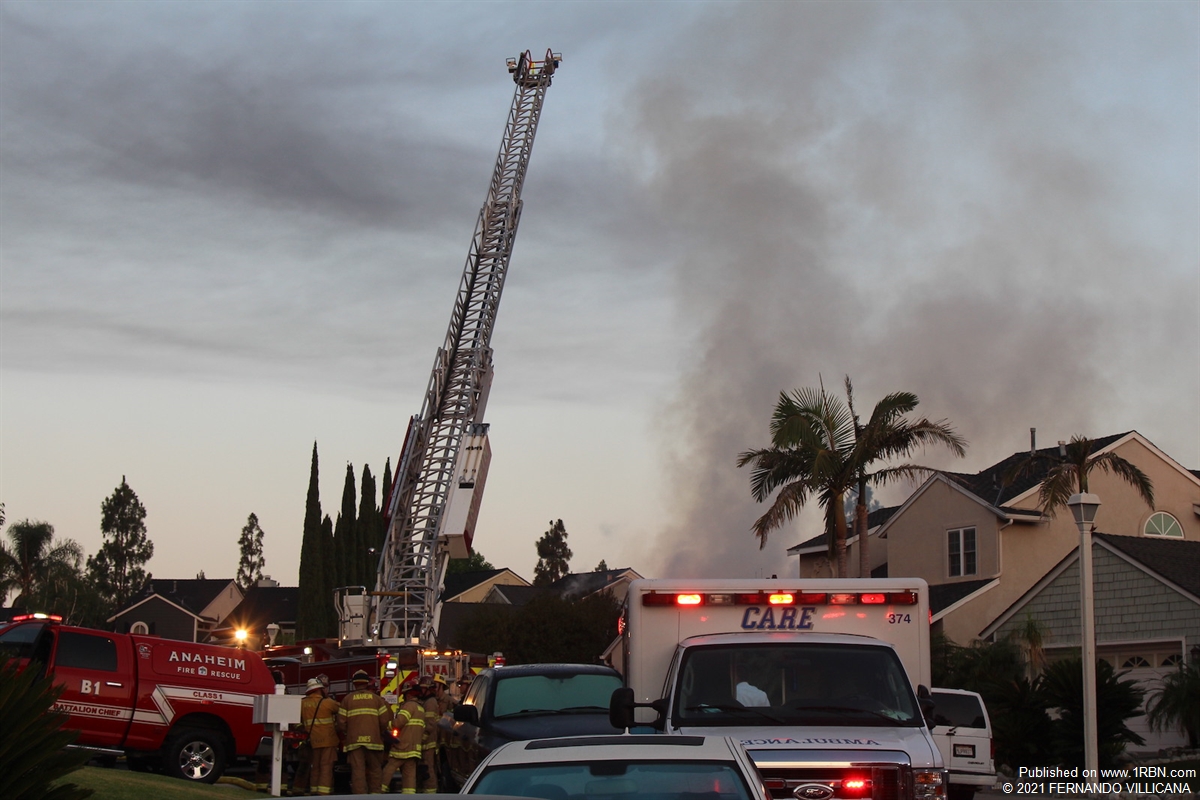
[2,1,1197,591]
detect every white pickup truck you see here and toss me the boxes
[610,578,947,800]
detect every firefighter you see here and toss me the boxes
[419,676,440,792]
[337,669,393,794]
[297,677,340,796]
[380,677,424,793]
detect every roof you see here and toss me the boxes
[551,568,641,600]
[485,584,548,606]
[941,432,1130,509]
[118,578,236,618]
[929,578,998,616]
[1093,532,1200,597]
[789,506,899,552]
[442,569,514,601]
[215,585,299,633]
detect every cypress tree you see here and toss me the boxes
[296,442,324,640]
[320,514,337,636]
[333,463,357,588]
[358,464,379,589]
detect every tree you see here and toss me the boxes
[1003,434,1154,516]
[1145,659,1200,749]
[1040,657,1146,767]
[533,519,572,586]
[447,551,495,575]
[236,513,266,589]
[358,464,382,587]
[319,514,337,635]
[333,463,357,588]
[594,560,609,572]
[0,661,93,800]
[87,477,153,609]
[0,520,83,609]
[738,378,964,577]
[297,442,326,640]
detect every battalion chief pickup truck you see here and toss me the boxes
[0,613,277,783]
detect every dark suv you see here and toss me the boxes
[438,663,624,788]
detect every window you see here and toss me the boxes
[948,528,977,577]
[55,631,118,671]
[1122,656,1151,668]
[1160,653,1182,668]
[1144,512,1183,539]
[130,621,149,635]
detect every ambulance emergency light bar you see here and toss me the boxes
[641,591,920,607]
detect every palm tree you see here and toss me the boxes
[1004,435,1154,517]
[1145,659,1200,748]
[0,520,84,609]
[738,377,965,577]
[844,377,966,577]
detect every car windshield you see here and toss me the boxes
[673,642,922,727]
[493,673,623,718]
[470,760,753,800]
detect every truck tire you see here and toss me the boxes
[162,728,227,783]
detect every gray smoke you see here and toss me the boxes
[633,3,1198,577]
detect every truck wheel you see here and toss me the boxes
[948,788,975,800]
[162,728,227,783]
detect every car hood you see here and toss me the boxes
[487,712,622,743]
[675,724,941,768]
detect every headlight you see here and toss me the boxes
[913,769,946,799]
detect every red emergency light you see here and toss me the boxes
[641,591,919,607]
[840,775,872,798]
[9,613,63,623]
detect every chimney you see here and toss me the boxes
[1058,440,1067,457]
[1030,427,1036,455]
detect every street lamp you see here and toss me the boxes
[1068,492,1101,776]
[266,622,280,647]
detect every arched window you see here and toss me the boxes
[1161,653,1182,668]
[130,621,149,635]
[1144,512,1183,538]
[1121,655,1151,668]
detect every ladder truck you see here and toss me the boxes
[336,49,562,655]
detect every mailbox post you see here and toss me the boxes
[253,684,303,796]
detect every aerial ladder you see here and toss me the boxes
[337,50,561,649]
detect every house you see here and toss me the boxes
[442,568,530,603]
[788,431,1200,648]
[108,578,243,643]
[209,577,298,648]
[981,533,1200,752]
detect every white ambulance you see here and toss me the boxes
[612,578,947,800]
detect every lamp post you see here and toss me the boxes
[1068,492,1101,776]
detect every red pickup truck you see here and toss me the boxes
[0,613,276,783]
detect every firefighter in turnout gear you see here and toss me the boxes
[419,676,440,792]
[380,677,424,793]
[295,677,340,796]
[337,669,393,794]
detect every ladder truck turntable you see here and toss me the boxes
[267,50,561,698]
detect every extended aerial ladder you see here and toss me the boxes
[347,50,561,648]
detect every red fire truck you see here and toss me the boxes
[0,613,277,784]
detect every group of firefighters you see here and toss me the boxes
[291,667,470,795]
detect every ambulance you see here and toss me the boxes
[611,578,947,800]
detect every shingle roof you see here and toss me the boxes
[133,578,235,616]
[791,506,899,551]
[929,578,997,615]
[1095,532,1200,598]
[942,432,1130,508]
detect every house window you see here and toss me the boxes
[130,621,149,635]
[1144,512,1183,538]
[948,527,977,577]
[1122,655,1151,668]
[1160,653,1182,668]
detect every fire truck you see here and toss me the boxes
[269,49,561,700]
